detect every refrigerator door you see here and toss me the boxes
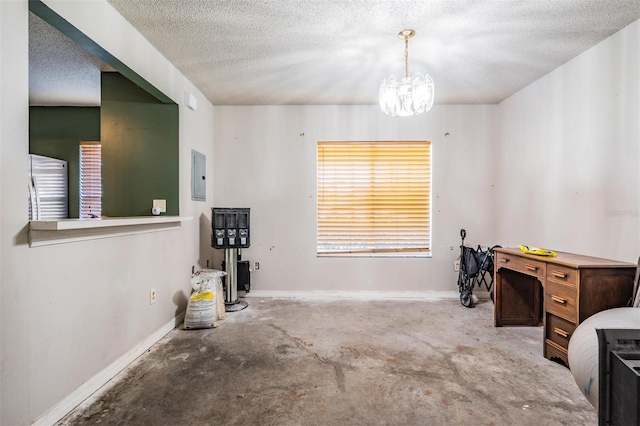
[29,154,68,220]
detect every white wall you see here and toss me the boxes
[213,105,498,292]
[3,1,635,423]
[496,20,640,262]
[0,1,215,424]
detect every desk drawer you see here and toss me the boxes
[545,341,569,367]
[545,281,577,322]
[495,253,545,279]
[546,264,577,286]
[545,313,576,350]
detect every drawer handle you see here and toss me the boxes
[553,327,570,338]
[552,271,567,279]
[524,264,538,272]
[499,257,510,263]
[551,295,566,304]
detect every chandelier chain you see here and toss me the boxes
[404,36,409,79]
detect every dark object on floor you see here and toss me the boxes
[222,259,251,292]
[597,328,640,426]
[457,228,500,308]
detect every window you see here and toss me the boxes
[317,141,431,256]
[79,142,102,218]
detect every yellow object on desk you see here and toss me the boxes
[518,245,557,257]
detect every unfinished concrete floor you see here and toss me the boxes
[60,298,595,425]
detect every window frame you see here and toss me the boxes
[316,140,432,258]
[79,141,102,219]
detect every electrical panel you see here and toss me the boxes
[191,150,206,201]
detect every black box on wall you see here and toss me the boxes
[212,207,250,249]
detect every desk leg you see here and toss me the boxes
[494,268,541,326]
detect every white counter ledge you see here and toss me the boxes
[29,216,193,246]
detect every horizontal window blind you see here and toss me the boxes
[317,141,431,255]
[79,142,102,219]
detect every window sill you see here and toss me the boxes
[317,252,432,258]
[29,216,192,247]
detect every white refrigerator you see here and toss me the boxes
[28,154,68,220]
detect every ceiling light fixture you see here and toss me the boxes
[379,29,434,117]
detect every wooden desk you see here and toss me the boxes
[493,247,636,366]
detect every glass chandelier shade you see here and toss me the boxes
[379,30,435,117]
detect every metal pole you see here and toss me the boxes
[224,248,238,304]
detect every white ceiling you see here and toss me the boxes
[29,12,113,106]
[31,0,640,107]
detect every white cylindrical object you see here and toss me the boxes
[568,307,640,408]
[224,248,237,304]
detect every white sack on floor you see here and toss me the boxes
[184,269,227,329]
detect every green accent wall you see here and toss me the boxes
[29,107,101,218]
[101,73,179,217]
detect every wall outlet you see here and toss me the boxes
[253,261,260,271]
[152,199,166,213]
[150,288,157,304]
[453,259,460,272]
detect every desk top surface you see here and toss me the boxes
[494,247,637,269]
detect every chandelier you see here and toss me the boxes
[379,30,434,117]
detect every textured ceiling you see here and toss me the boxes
[31,0,640,106]
[105,0,640,106]
[29,12,113,106]
[29,13,113,106]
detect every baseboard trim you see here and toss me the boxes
[33,312,185,426]
[243,290,466,300]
